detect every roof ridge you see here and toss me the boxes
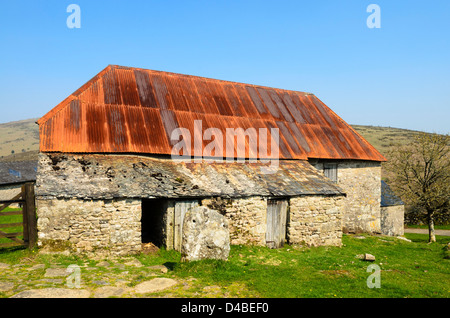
[109,64,314,96]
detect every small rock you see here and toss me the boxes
[11,288,91,298]
[0,281,14,292]
[96,261,111,267]
[94,286,129,298]
[44,268,68,277]
[93,280,109,286]
[27,264,46,271]
[148,265,168,273]
[364,253,376,261]
[114,263,126,270]
[134,278,178,294]
[0,263,10,269]
[142,242,159,254]
[41,279,64,284]
[203,285,221,295]
[396,236,412,242]
[124,259,143,267]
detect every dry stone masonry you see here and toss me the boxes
[34,152,402,256]
[288,195,343,247]
[203,197,267,246]
[37,198,142,256]
[311,160,382,234]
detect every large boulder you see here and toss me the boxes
[181,206,230,261]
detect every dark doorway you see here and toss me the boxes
[141,199,168,247]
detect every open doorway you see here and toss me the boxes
[141,199,168,247]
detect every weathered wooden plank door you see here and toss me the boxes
[174,200,199,251]
[266,199,288,249]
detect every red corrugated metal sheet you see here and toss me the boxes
[37,65,386,161]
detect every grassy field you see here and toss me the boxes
[0,207,23,246]
[167,234,450,298]
[351,125,425,156]
[0,119,39,159]
[1,233,448,298]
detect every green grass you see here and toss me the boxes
[0,207,24,245]
[166,234,449,298]
[351,125,425,156]
[1,234,449,298]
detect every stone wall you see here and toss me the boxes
[288,195,343,247]
[37,198,142,257]
[203,197,267,246]
[380,205,404,236]
[311,160,382,234]
[35,152,347,254]
[36,194,344,255]
[204,195,344,247]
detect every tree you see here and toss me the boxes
[384,132,449,242]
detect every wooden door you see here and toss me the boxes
[266,199,288,248]
[174,200,199,251]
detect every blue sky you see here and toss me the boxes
[0,0,449,133]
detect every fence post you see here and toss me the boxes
[23,183,37,249]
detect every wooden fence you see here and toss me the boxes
[0,183,37,249]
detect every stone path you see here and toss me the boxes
[0,258,184,298]
[404,228,450,236]
[0,256,249,298]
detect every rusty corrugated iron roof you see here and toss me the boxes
[37,65,386,161]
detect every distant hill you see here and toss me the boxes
[0,118,430,162]
[351,125,426,157]
[0,119,39,161]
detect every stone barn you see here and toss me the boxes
[35,65,387,256]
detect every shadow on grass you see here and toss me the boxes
[0,245,26,254]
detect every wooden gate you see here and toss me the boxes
[173,200,199,252]
[266,199,288,249]
[0,183,37,249]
